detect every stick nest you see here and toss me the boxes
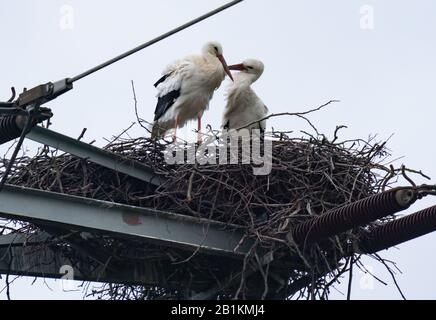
[1,121,424,300]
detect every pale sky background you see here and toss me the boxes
[1,0,436,300]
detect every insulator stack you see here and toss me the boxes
[289,188,417,246]
[358,205,436,254]
[0,115,21,145]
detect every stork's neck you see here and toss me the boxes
[199,53,226,86]
[202,52,220,65]
[233,72,258,88]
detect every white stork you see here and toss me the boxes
[152,41,233,142]
[222,59,268,134]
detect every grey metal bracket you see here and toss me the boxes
[26,126,165,186]
[0,184,253,257]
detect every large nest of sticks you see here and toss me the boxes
[2,110,426,300]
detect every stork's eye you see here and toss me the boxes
[214,46,219,52]
[246,66,254,70]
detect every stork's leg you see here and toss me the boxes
[173,115,179,143]
[197,115,202,145]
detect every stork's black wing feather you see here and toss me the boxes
[153,72,180,121]
[154,89,181,121]
[154,74,170,88]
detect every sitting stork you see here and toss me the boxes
[152,41,233,143]
[222,59,268,135]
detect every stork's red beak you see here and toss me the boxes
[217,54,234,82]
[228,63,246,71]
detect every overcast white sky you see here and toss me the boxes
[1,0,436,300]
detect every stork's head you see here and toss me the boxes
[228,59,264,83]
[202,41,234,81]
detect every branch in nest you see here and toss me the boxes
[235,100,340,131]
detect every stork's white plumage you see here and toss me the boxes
[222,59,268,134]
[152,41,233,142]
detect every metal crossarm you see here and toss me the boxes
[0,232,51,247]
[0,184,253,256]
[0,241,166,286]
[26,126,165,186]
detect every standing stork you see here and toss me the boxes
[152,41,233,143]
[222,59,268,135]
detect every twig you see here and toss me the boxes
[131,80,151,134]
[347,255,353,300]
[235,100,339,131]
[7,87,16,103]
[77,128,87,141]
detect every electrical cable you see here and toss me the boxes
[69,0,244,84]
[0,0,245,192]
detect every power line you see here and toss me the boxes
[0,0,245,190]
[69,0,245,84]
